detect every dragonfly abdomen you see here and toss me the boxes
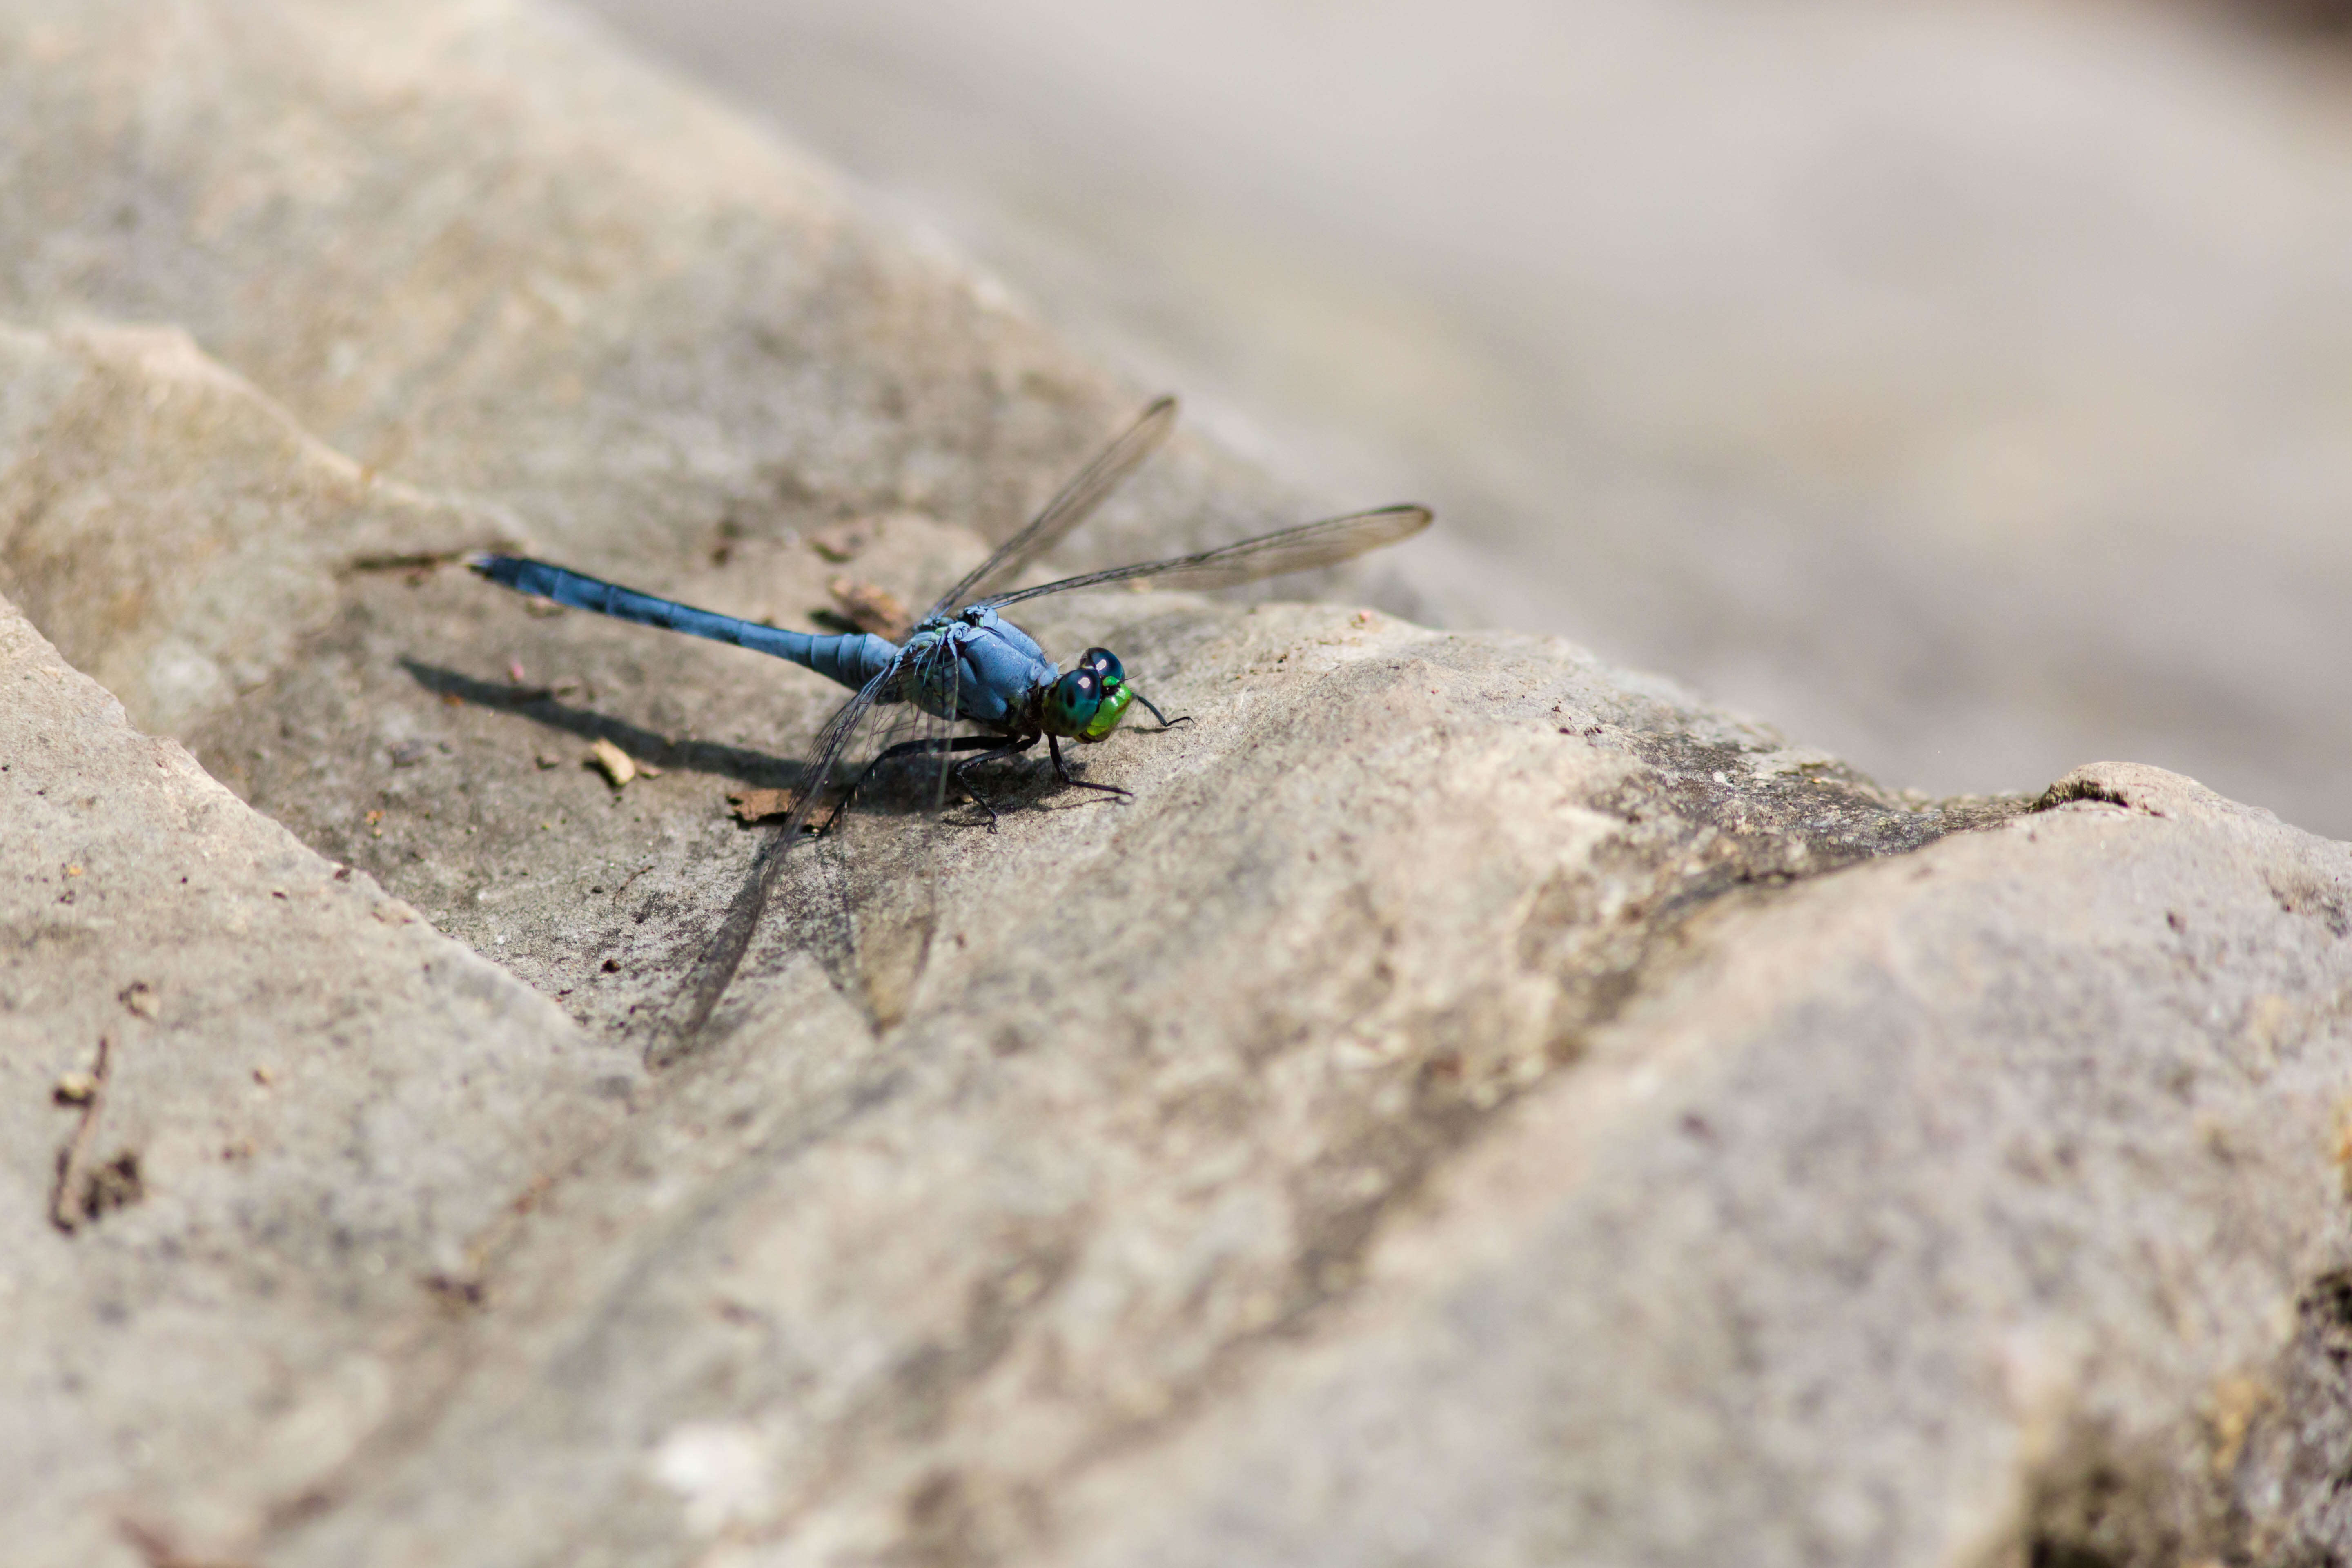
[468,555,896,693]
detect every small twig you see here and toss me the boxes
[51,1036,111,1233]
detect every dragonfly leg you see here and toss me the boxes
[949,742,1038,832]
[838,735,1009,822]
[1129,690,1192,732]
[1048,734,1132,804]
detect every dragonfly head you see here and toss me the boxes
[1040,647,1134,742]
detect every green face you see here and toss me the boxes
[1043,646,1134,741]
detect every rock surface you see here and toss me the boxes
[2,2,2350,1566]
[575,0,2352,838]
[0,597,639,1565]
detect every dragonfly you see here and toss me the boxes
[468,396,1431,846]
[469,396,1427,1051]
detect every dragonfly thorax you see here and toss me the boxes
[897,606,1073,732]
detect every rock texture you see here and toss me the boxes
[0,321,521,735]
[0,597,640,1565]
[3,2,2350,1566]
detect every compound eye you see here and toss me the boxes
[1080,647,1125,691]
[1050,668,1102,730]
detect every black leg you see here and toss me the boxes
[1048,734,1131,805]
[825,734,1016,835]
[949,742,1036,831]
[1131,690,1192,731]
[838,730,1133,834]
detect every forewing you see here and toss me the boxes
[927,396,1178,618]
[977,504,1432,610]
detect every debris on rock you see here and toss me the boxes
[49,1036,116,1232]
[423,1272,488,1312]
[826,576,912,640]
[726,786,802,824]
[76,1151,145,1222]
[588,738,637,789]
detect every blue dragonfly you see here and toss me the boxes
[468,397,1431,844]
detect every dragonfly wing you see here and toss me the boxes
[785,664,902,840]
[927,396,1179,619]
[976,504,1432,610]
[655,663,899,1060]
[815,635,965,1030]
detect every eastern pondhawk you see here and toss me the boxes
[468,397,1430,842]
[468,398,1426,1048]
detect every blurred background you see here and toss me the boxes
[575,0,2352,834]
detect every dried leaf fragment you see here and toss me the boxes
[727,786,801,824]
[589,738,637,788]
[827,577,912,640]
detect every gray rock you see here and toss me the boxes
[1056,764,2352,1568]
[0,321,521,735]
[0,597,640,1566]
[2,2,2349,1566]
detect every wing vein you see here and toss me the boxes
[978,504,1432,609]
[928,396,1179,618]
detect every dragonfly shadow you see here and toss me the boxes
[399,659,810,793]
[400,659,1039,824]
